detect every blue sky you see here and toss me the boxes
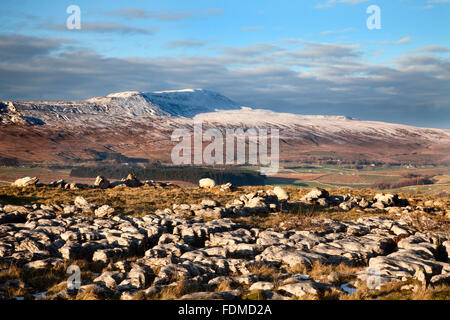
[1,0,450,128]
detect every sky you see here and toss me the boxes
[0,0,449,128]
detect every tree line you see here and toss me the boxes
[70,166,266,186]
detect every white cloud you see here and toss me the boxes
[44,21,156,35]
[412,45,450,53]
[1,34,449,128]
[219,43,283,56]
[381,37,412,45]
[104,7,194,21]
[315,0,370,9]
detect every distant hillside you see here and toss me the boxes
[1,89,450,166]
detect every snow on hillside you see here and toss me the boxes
[144,89,240,117]
[86,91,169,117]
[2,89,450,146]
[2,89,241,122]
[88,88,241,117]
[194,107,354,125]
[193,107,450,143]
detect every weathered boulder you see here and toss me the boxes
[199,178,216,189]
[317,198,330,207]
[24,258,64,271]
[430,273,450,287]
[368,249,443,283]
[272,186,289,201]
[173,203,191,211]
[207,229,254,247]
[219,183,232,192]
[339,201,353,211]
[244,197,269,214]
[94,176,110,189]
[307,188,329,199]
[256,245,327,269]
[374,193,396,206]
[74,196,89,207]
[372,201,386,210]
[279,281,324,297]
[300,188,329,204]
[194,207,224,219]
[249,281,274,291]
[117,266,153,291]
[74,196,96,214]
[358,198,370,209]
[391,225,410,236]
[93,271,125,290]
[201,199,219,207]
[2,205,30,214]
[95,205,115,218]
[311,234,395,266]
[373,193,409,208]
[92,248,125,264]
[48,180,66,188]
[443,241,450,263]
[11,177,39,187]
[122,174,142,188]
[77,283,115,299]
[226,243,263,258]
[63,205,78,214]
[69,183,88,190]
[59,243,83,260]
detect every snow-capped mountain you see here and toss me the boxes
[87,89,240,118]
[85,91,170,117]
[145,89,240,117]
[1,89,450,165]
[0,89,240,124]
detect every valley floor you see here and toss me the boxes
[266,164,450,196]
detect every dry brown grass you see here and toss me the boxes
[287,261,364,287]
[407,211,450,235]
[253,261,367,300]
[0,264,21,283]
[247,263,281,280]
[1,184,447,224]
[45,281,67,296]
[155,280,202,300]
[408,285,450,300]
[215,279,235,292]
[0,262,68,299]
[243,289,266,300]
[343,279,450,300]
[0,259,104,300]
[237,208,399,233]
[72,287,102,300]
[0,185,262,216]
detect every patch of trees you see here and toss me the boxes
[371,176,435,190]
[0,157,20,167]
[70,166,266,186]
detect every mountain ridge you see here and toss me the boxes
[0,89,241,123]
[1,89,450,165]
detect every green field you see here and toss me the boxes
[266,164,450,195]
[1,164,450,196]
